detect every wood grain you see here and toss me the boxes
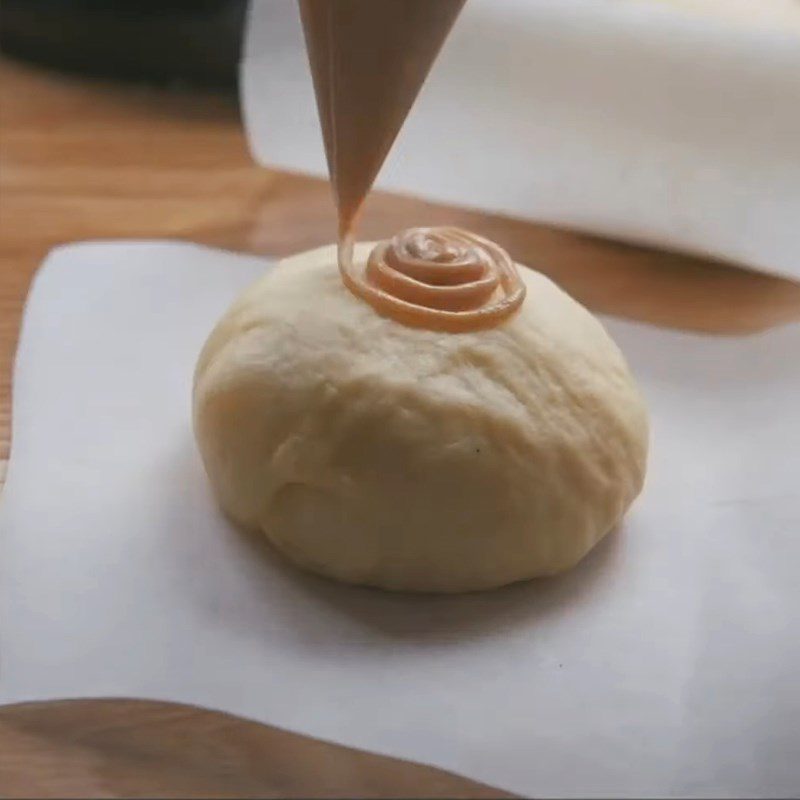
[0,699,512,799]
[2,55,800,798]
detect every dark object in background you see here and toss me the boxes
[0,0,247,90]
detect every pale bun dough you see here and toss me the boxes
[193,244,648,592]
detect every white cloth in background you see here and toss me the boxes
[243,0,800,279]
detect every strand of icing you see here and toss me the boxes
[338,227,526,332]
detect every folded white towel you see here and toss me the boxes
[243,0,800,279]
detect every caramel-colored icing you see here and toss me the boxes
[339,227,526,332]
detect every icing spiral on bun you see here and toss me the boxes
[339,227,526,332]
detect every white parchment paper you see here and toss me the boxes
[242,0,800,280]
[1,242,798,798]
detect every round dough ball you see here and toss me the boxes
[193,243,648,593]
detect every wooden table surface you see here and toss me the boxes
[2,56,800,797]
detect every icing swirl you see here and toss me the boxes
[339,227,526,332]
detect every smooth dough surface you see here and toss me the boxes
[193,244,649,592]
